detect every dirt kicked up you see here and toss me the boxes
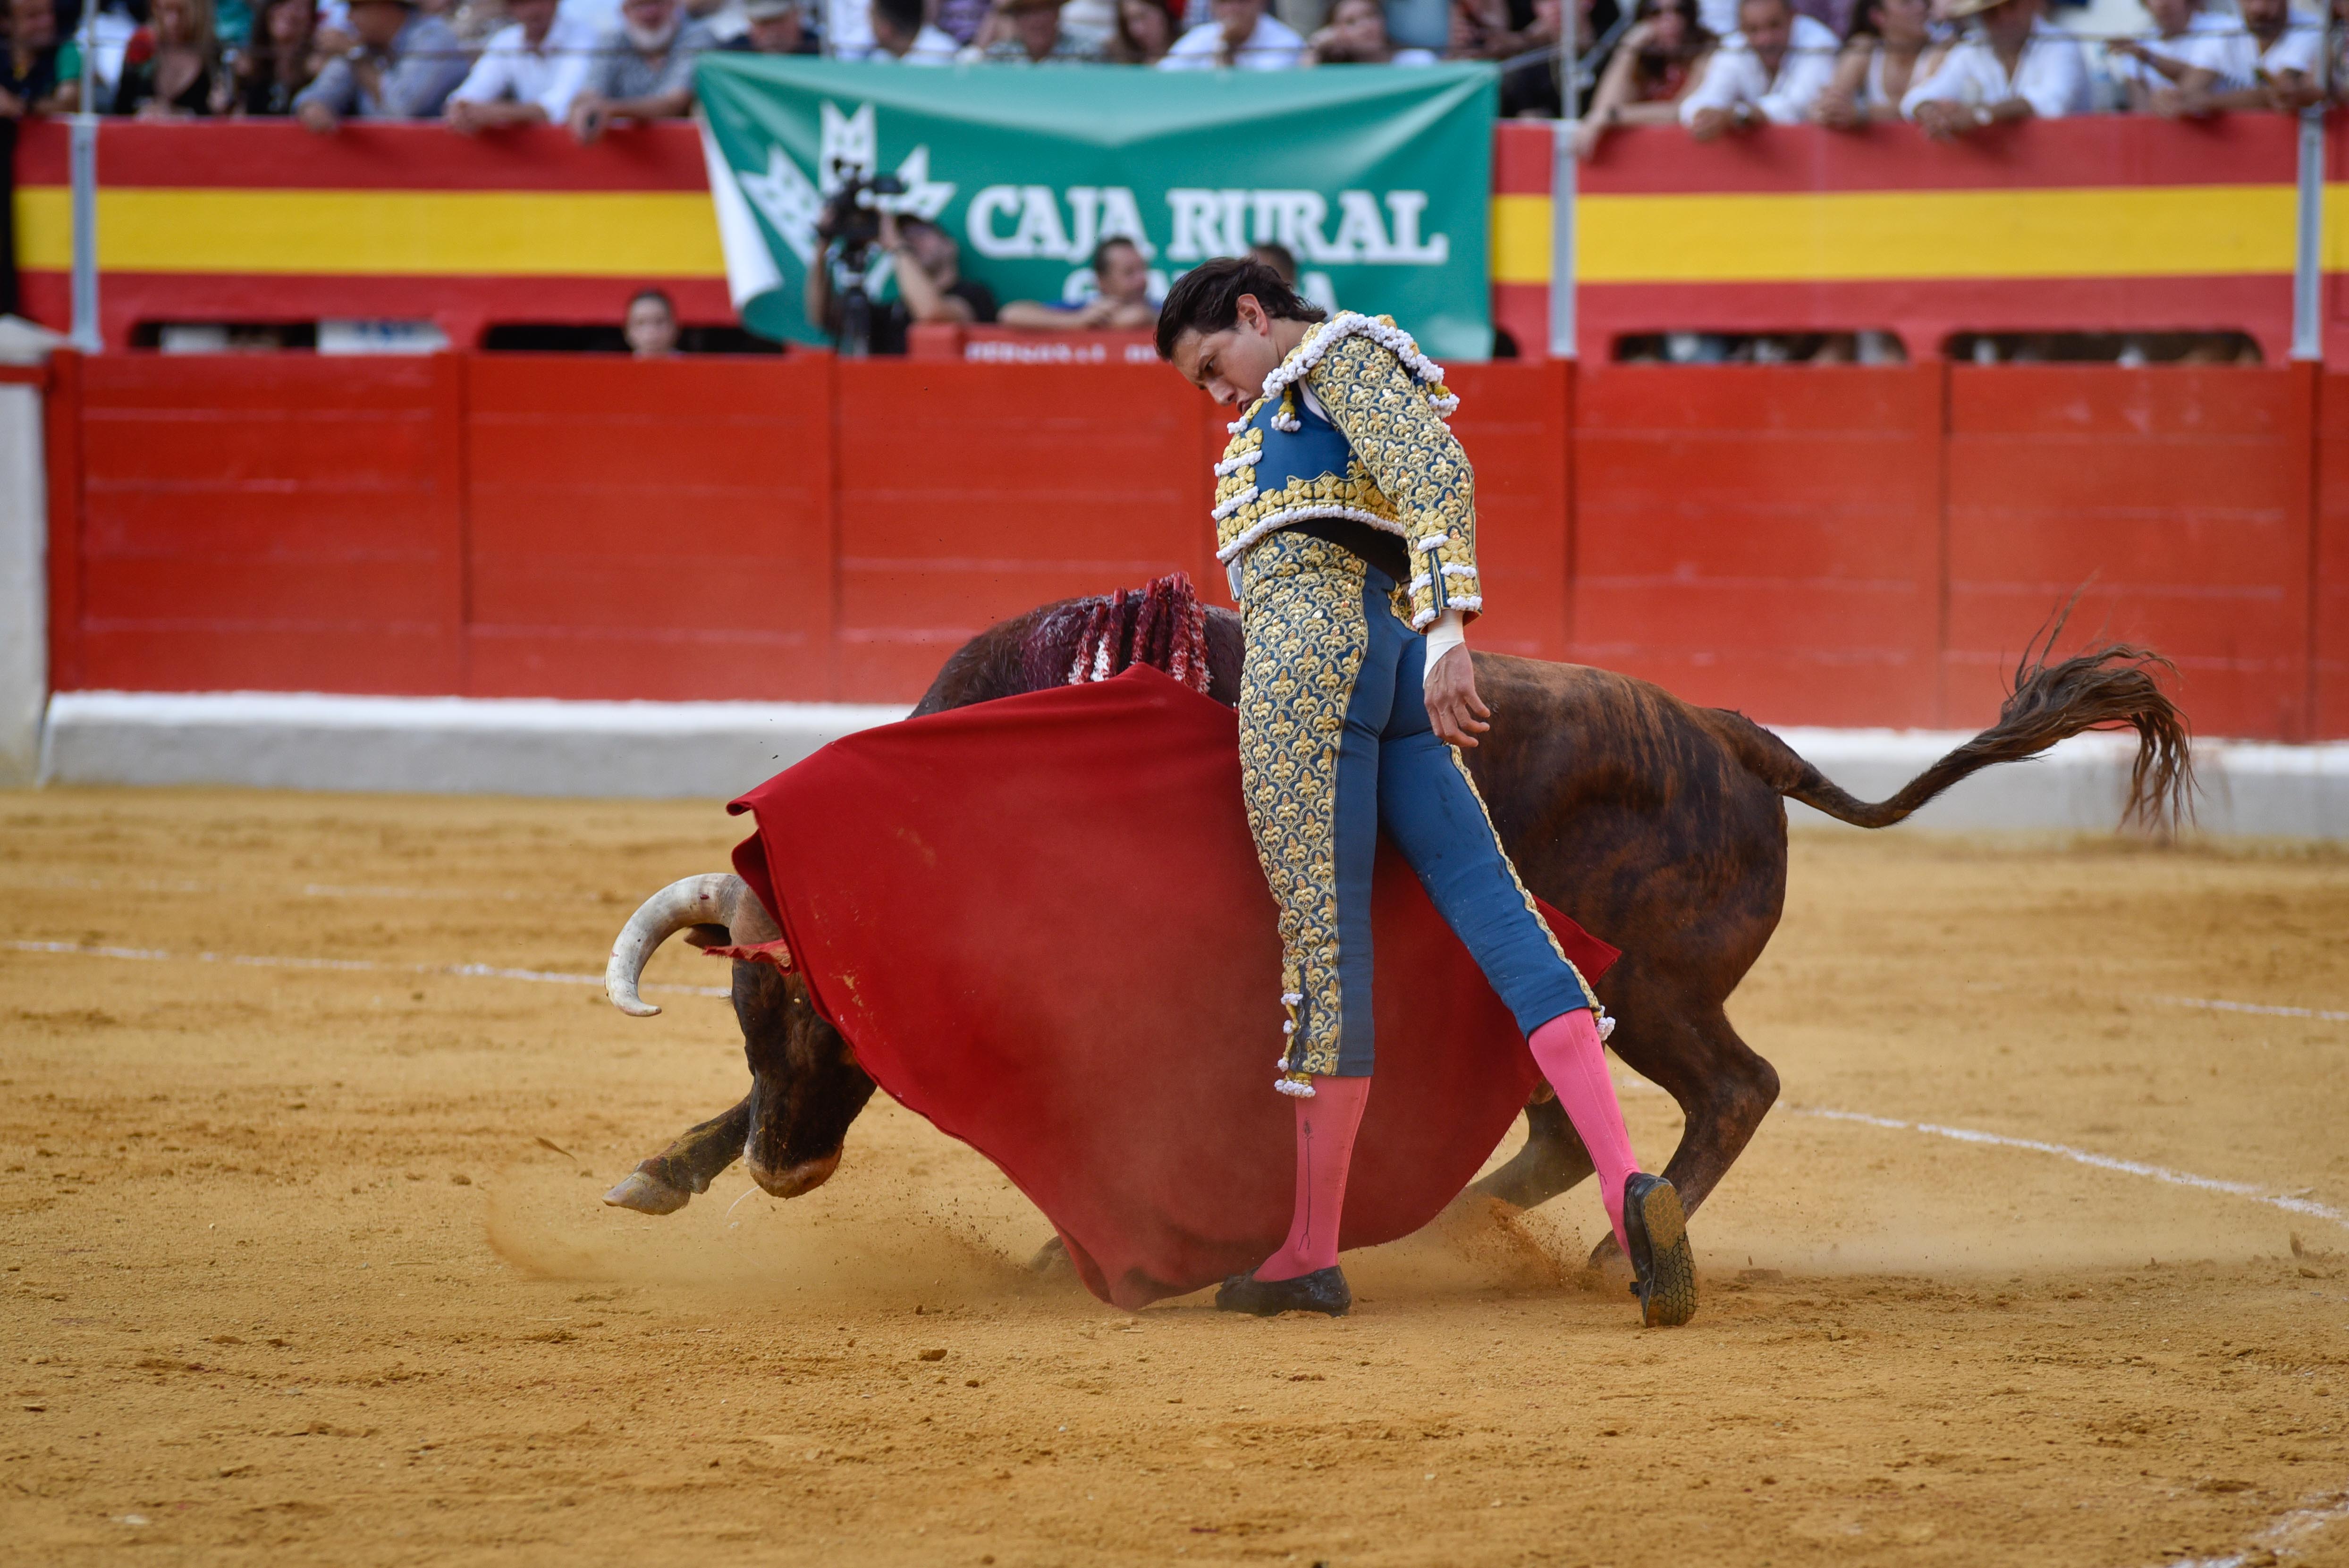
[3,787,2347,1568]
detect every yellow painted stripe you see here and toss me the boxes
[1491,192,1552,287]
[2323,182,2349,272]
[16,180,2307,286]
[14,186,724,277]
[14,187,71,270]
[1579,185,2293,284]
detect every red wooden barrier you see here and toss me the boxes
[2316,374,2349,741]
[39,352,2342,742]
[1571,365,1944,729]
[59,354,465,696]
[1944,364,2316,740]
[831,361,1218,702]
[464,354,838,702]
[1446,361,1572,664]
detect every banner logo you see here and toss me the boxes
[738,102,954,266]
[697,61,1497,357]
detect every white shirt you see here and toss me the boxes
[557,0,622,32]
[893,21,960,60]
[449,14,597,118]
[2253,15,2324,84]
[825,0,875,55]
[1901,18,2094,119]
[1159,13,1308,67]
[1678,12,1838,124]
[2107,10,2251,94]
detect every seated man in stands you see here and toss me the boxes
[804,211,997,354]
[1677,0,1836,137]
[722,0,819,53]
[962,0,1106,59]
[999,237,1159,333]
[446,0,595,131]
[1900,0,2091,137]
[1159,0,1305,68]
[2102,0,2243,114]
[2176,0,2321,113]
[867,0,961,59]
[566,0,715,143]
[293,0,471,128]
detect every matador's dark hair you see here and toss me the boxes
[1155,257,1327,361]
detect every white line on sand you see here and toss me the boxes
[1787,1106,2349,1230]
[1,939,733,999]
[12,936,2340,1219]
[2148,995,2349,1025]
[3,873,611,904]
[1769,1101,2349,1568]
[2161,1492,2349,1568]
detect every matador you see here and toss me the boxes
[1156,259,1698,1327]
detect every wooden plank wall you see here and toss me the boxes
[42,353,2343,742]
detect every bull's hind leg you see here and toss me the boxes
[1466,1092,1597,1210]
[1601,980,1780,1244]
[603,1093,754,1215]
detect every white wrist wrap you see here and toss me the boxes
[1421,609,1466,691]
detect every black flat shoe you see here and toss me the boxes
[1215,1265,1352,1317]
[1622,1173,1697,1328]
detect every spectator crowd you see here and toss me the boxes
[0,0,2326,132]
[0,0,2324,360]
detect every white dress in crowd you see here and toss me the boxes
[447,12,601,120]
[1158,12,1309,67]
[1676,11,1840,123]
[1855,44,1926,113]
[1900,16,2093,118]
[2105,9,2252,96]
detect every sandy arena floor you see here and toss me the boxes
[3,788,2347,1567]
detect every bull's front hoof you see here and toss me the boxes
[604,1170,693,1215]
[1028,1236,1073,1276]
[744,1150,841,1199]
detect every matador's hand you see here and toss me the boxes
[1426,646,1492,749]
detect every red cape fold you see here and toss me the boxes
[727,666,1620,1310]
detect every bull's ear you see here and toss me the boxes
[682,923,732,949]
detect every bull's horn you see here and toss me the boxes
[605,873,745,1018]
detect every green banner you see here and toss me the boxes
[695,58,1496,360]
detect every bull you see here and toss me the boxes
[597,596,2189,1261]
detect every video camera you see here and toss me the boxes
[819,165,909,357]
[819,166,909,270]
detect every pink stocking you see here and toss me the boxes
[1254,1076,1373,1282]
[1527,1008,1639,1255]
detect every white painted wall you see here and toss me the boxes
[36,691,2349,836]
[40,691,914,801]
[0,381,45,787]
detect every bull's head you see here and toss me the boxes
[603,875,876,1201]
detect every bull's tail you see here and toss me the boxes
[1709,619,2195,835]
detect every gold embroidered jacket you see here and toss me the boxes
[1209,312,1481,630]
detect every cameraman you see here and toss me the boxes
[803,209,998,355]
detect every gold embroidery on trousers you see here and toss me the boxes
[1237,532,1369,1082]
